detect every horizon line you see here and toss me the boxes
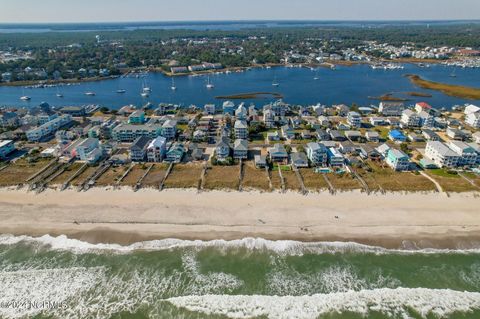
[1,19,480,25]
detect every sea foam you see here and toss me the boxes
[0,267,104,318]
[1,234,480,255]
[166,288,480,319]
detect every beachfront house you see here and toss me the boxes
[233,139,248,160]
[291,152,309,168]
[306,142,328,166]
[268,144,288,164]
[130,136,151,162]
[0,140,15,159]
[425,141,460,168]
[385,149,410,171]
[359,145,382,161]
[254,155,267,168]
[327,147,344,167]
[146,136,167,162]
[215,137,231,162]
[74,138,103,164]
[165,143,185,163]
[376,143,391,158]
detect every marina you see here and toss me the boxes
[1,64,479,109]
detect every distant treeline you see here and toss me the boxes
[1,24,480,48]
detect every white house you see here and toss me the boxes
[146,136,167,162]
[347,111,362,128]
[401,109,421,127]
[305,142,328,166]
[425,141,460,168]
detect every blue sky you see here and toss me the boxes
[1,0,480,23]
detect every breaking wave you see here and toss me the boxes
[1,234,480,255]
[166,288,480,319]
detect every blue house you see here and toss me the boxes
[388,130,407,142]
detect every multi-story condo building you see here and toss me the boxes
[112,119,176,142]
[448,141,478,166]
[305,142,328,166]
[26,115,72,142]
[378,102,404,116]
[425,141,460,168]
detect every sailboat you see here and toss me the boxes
[56,86,64,98]
[272,74,279,87]
[171,78,177,91]
[206,76,214,89]
[141,79,151,97]
[450,68,457,78]
[313,69,320,80]
[20,87,31,101]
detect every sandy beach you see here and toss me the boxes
[0,187,479,249]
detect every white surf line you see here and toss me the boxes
[1,234,480,255]
[166,288,480,319]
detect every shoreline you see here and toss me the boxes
[0,59,444,88]
[0,187,479,249]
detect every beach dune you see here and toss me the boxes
[0,188,479,249]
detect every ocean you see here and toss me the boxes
[1,64,479,109]
[1,235,480,319]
